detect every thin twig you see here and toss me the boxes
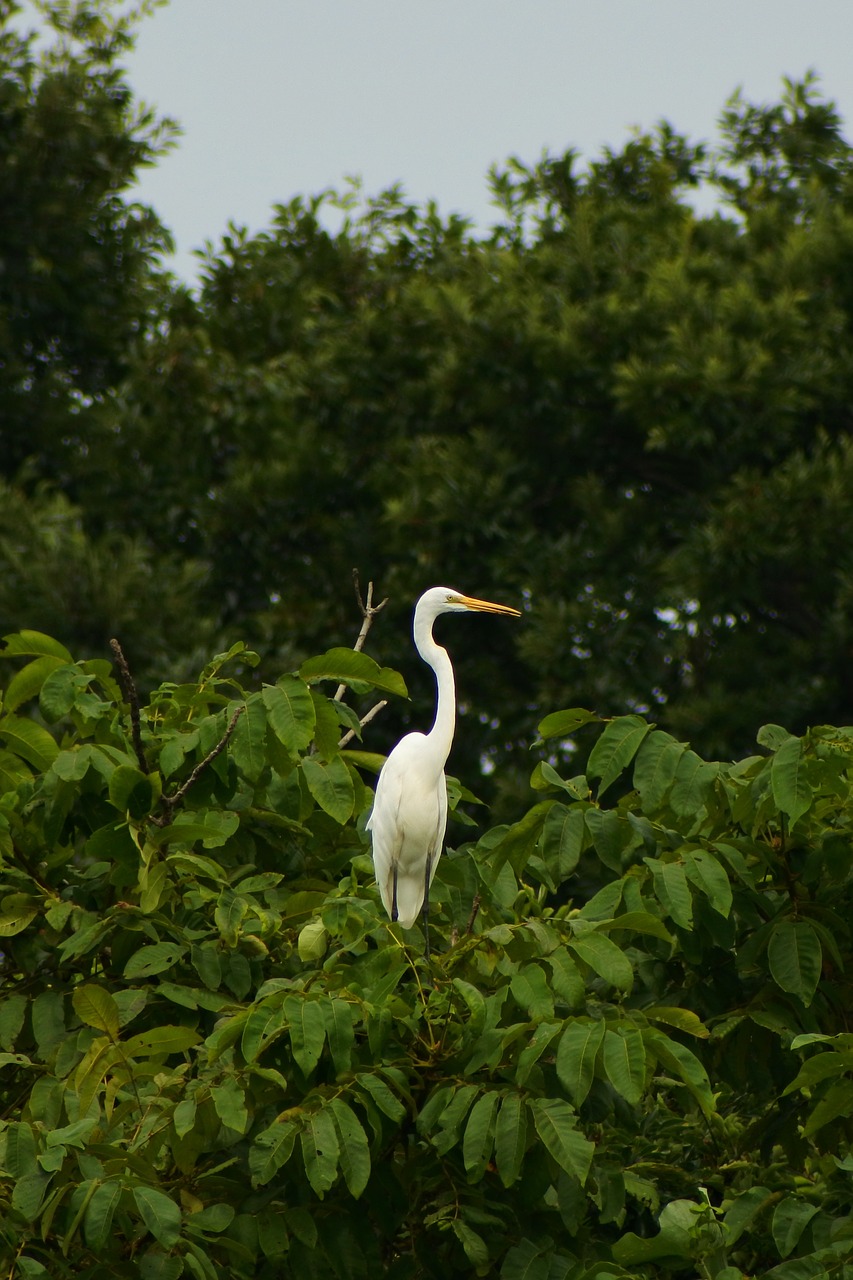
[110,639,147,773]
[338,698,388,749]
[465,894,482,937]
[333,568,389,702]
[151,705,245,826]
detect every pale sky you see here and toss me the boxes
[21,2,853,283]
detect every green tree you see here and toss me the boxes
[0,0,176,484]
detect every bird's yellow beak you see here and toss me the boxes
[456,594,522,618]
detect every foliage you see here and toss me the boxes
[1,630,852,1278]
[0,0,176,485]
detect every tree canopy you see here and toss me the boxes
[2,6,853,1274]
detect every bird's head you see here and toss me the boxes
[416,586,522,621]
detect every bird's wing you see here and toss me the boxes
[367,735,447,927]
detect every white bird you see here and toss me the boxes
[367,587,521,942]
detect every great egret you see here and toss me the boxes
[367,587,521,944]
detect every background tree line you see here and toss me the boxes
[3,2,853,810]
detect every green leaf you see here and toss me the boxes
[644,1028,715,1117]
[300,647,408,697]
[2,630,72,661]
[108,764,156,817]
[588,715,651,796]
[262,675,316,754]
[122,1026,200,1057]
[300,1108,340,1197]
[72,985,119,1038]
[602,1027,646,1105]
[211,1079,249,1133]
[462,1090,499,1182]
[300,754,354,823]
[528,1097,594,1184]
[451,1220,490,1270]
[633,730,685,810]
[500,1238,550,1280]
[356,1072,406,1122]
[510,964,555,1020]
[0,893,40,937]
[250,1117,299,1186]
[124,942,187,980]
[556,1017,605,1105]
[771,1196,820,1259]
[684,849,732,916]
[327,1097,371,1197]
[132,1186,182,1248]
[568,931,634,992]
[768,920,822,1006]
[494,1093,528,1188]
[537,707,599,740]
[669,751,719,819]
[0,714,58,770]
[230,693,268,781]
[0,993,27,1050]
[284,995,326,1077]
[322,998,355,1075]
[214,887,248,946]
[771,735,812,827]
[4,655,66,713]
[540,803,584,879]
[645,857,693,930]
[83,1179,122,1252]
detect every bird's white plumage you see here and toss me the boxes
[367,586,520,931]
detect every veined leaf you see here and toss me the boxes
[300,647,408,698]
[0,893,40,937]
[300,754,354,823]
[568,931,634,992]
[528,1097,594,1184]
[633,730,685,810]
[0,714,58,770]
[300,1109,340,1197]
[284,995,326,1077]
[4,655,66,713]
[2,630,72,660]
[322,998,355,1075]
[327,1097,371,1198]
[72,985,119,1038]
[644,1028,715,1117]
[250,1117,299,1186]
[83,1179,122,1252]
[494,1093,528,1188]
[602,1027,646,1105]
[771,735,812,828]
[510,964,555,1021]
[122,1026,200,1057]
[684,849,732,917]
[540,802,584,879]
[132,1186,181,1248]
[588,715,651,796]
[229,693,268,781]
[768,920,822,1006]
[262,676,315,754]
[123,943,186,980]
[645,857,693,930]
[462,1090,499,1182]
[556,1017,605,1105]
[537,707,599,740]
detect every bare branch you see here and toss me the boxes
[151,705,245,826]
[465,894,482,937]
[110,638,147,773]
[334,568,389,702]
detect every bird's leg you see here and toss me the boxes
[391,865,399,922]
[422,853,432,961]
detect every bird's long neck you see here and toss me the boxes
[415,622,456,772]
